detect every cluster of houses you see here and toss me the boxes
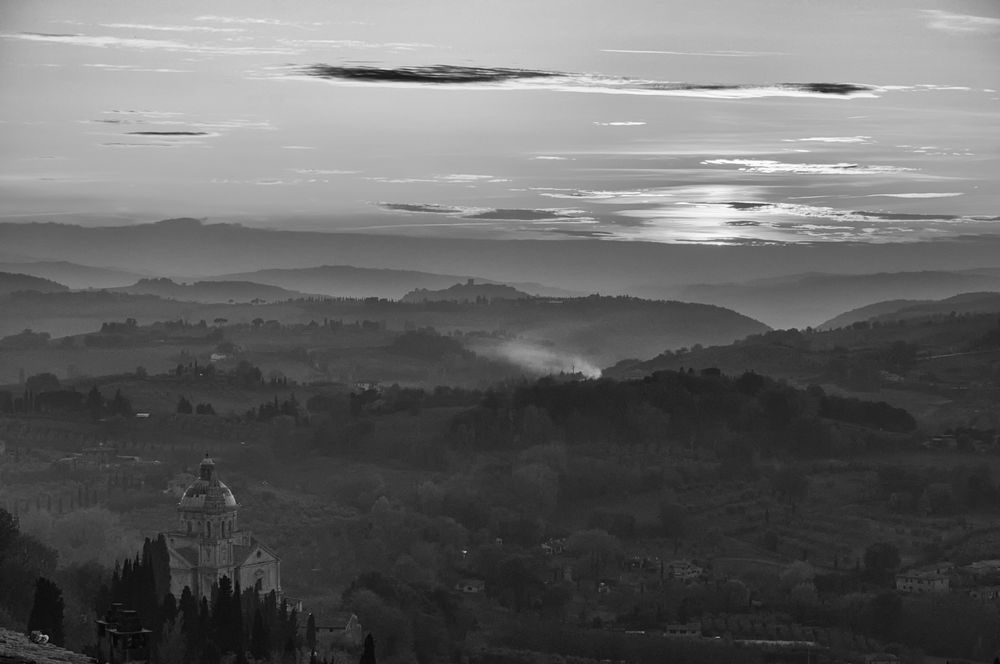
[921,431,1000,453]
[895,558,1000,600]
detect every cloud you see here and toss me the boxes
[100,142,205,149]
[375,202,593,223]
[593,121,646,126]
[99,22,245,33]
[83,63,192,73]
[536,188,676,202]
[608,198,998,244]
[783,136,872,143]
[922,10,1000,35]
[602,48,787,57]
[531,155,570,161]
[195,15,325,29]
[127,131,211,136]
[701,158,914,175]
[464,208,586,221]
[293,63,878,99]
[366,173,508,185]
[3,31,297,55]
[866,192,964,199]
[381,203,468,214]
[278,38,437,51]
[288,168,359,175]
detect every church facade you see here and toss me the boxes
[165,455,281,599]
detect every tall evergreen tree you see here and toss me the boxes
[161,592,178,627]
[179,586,198,645]
[198,596,211,660]
[86,386,103,420]
[151,534,172,602]
[359,634,375,664]
[231,579,245,657]
[212,575,242,656]
[250,609,270,661]
[306,613,317,655]
[27,577,65,646]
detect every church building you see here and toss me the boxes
[165,455,281,599]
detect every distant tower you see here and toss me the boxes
[164,454,281,599]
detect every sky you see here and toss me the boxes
[1,0,998,246]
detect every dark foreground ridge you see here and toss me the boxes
[0,629,93,664]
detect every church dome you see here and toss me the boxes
[178,455,238,511]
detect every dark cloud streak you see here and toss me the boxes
[297,64,876,98]
[127,131,209,136]
[301,64,555,84]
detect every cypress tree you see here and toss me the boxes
[212,575,235,654]
[306,613,317,654]
[250,609,269,661]
[151,534,172,602]
[179,586,198,641]
[231,579,245,656]
[198,596,211,658]
[161,592,178,627]
[27,577,65,646]
[359,634,375,664]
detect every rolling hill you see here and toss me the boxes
[108,278,313,303]
[0,271,68,295]
[0,261,144,289]
[401,281,531,303]
[665,270,1000,330]
[207,265,579,299]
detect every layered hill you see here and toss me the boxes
[0,261,142,289]
[208,265,578,299]
[666,270,1000,330]
[606,303,1000,427]
[401,281,531,303]
[0,271,68,295]
[7,219,1000,304]
[0,289,769,370]
[822,292,1000,329]
[108,278,313,303]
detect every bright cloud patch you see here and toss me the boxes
[702,159,914,175]
[922,10,1000,35]
[784,136,872,143]
[4,31,298,55]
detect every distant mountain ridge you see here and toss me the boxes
[7,219,1000,307]
[823,291,1000,328]
[0,261,144,289]
[0,271,68,295]
[208,265,579,299]
[109,278,313,303]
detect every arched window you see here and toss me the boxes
[186,521,192,534]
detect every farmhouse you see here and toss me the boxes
[165,455,281,599]
[968,585,1000,602]
[456,579,486,594]
[663,622,701,639]
[894,567,950,593]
